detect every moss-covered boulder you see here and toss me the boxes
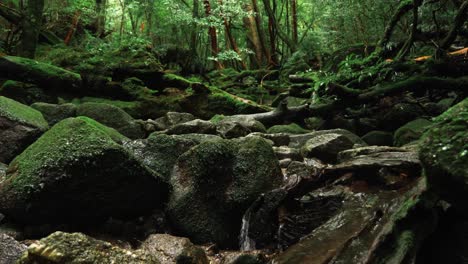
[0,96,49,163]
[394,118,432,147]
[420,99,468,211]
[76,102,145,139]
[361,130,394,146]
[124,133,221,182]
[0,80,54,105]
[31,102,77,126]
[0,117,168,224]
[140,234,208,264]
[267,123,310,134]
[18,232,159,264]
[379,103,425,131]
[167,137,283,247]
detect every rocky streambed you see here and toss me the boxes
[0,96,466,264]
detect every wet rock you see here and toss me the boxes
[304,117,324,130]
[247,133,290,146]
[167,137,283,247]
[330,151,421,188]
[279,159,292,168]
[289,129,365,149]
[125,133,220,182]
[0,117,168,224]
[0,162,6,182]
[337,146,410,162]
[420,98,468,211]
[301,133,356,163]
[150,112,196,131]
[286,160,324,180]
[216,121,252,139]
[31,103,77,126]
[166,119,217,135]
[17,232,159,264]
[267,123,310,134]
[394,118,432,147]
[273,178,436,264]
[77,102,145,139]
[214,116,267,139]
[380,103,425,131]
[219,251,267,264]
[140,234,208,264]
[0,234,27,264]
[273,146,302,161]
[0,96,49,164]
[361,130,394,146]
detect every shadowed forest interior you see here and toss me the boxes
[0,0,467,263]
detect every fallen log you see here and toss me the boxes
[0,55,82,91]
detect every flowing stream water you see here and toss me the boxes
[239,209,256,251]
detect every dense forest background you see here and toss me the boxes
[1,0,465,71]
[0,1,467,263]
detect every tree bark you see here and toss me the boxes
[251,0,272,65]
[244,2,264,67]
[440,0,468,51]
[219,0,246,69]
[378,1,415,51]
[261,0,296,53]
[95,0,107,37]
[396,0,423,60]
[291,0,298,45]
[203,0,223,69]
[18,0,44,58]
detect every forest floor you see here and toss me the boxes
[0,44,467,264]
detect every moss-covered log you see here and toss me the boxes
[0,55,82,91]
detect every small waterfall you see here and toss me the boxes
[239,209,256,251]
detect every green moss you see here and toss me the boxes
[0,96,48,130]
[394,118,432,146]
[18,231,159,264]
[210,114,226,124]
[6,117,127,195]
[267,123,310,134]
[76,97,142,118]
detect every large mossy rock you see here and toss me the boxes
[76,102,145,139]
[124,133,221,182]
[394,118,432,147]
[140,234,209,264]
[31,102,77,126]
[0,96,49,164]
[420,99,468,211]
[17,232,159,264]
[167,137,283,247]
[0,117,168,224]
[267,123,310,134]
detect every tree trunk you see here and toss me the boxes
[440,0,468,51]
[261,0,296,53]
[18,0,44,58]
[267,0,278,65]
[218,0,246,69]
[95,0,107,37]
[244,3,264,68]
[396,0,423,60]
[291,0,298,45]
[203,0,223,69]
[378,1,414,51]
[251,0,272,66]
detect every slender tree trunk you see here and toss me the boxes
[267,0,278,65]
[64,11,81,45]
[95,0,107,37]
[190,0,199,54]
[378,1,414,50]
[261,0,296,53]
[440,0,468,51]
[244,2,264,67]
[396,0,423,60]
[291,0,298,45]
[18,0,44,58]
[251,0,272,66]
[203,0,223,69]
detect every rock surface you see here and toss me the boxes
[167,137,283,247]
[31,102,77,126]
[0,96,49,164]
[0,117,168,224]
[17,232,159,264]
[140,234,209,264]
[0,234,27,264]
[420,98,468,211]
[394,118,432,146]
[77,102,145,139]
[301,133,356,163]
